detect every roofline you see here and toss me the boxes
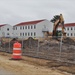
[0,24,7,27]
[59,23,75,27]
[14,19,45,27]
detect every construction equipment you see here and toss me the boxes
[42,14,66,40]
[51,14,66,37]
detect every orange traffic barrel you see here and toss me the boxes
[12,42,22,59]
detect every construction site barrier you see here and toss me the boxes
[12,42,22,59]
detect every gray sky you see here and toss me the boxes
[0,0,75,25]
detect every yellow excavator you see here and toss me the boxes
[43,14,66,40]
[46,14,66,38]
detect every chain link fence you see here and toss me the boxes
[0,36,75,64]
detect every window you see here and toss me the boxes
[34,32,36,36]
[34,25,36,29]
[71,27,72,30]
[28,32,30,36]
[16,27,17,30]
[28,26,30,29]
[31,32,32,36]
[25,33,27,36]
[7,28,9,31]
[31,26,33,29]
[23,26,24,30]
[67,33,69,36]
[67,27,69,30]
[25,26,27,29]
[23,33,24,36]
[20,27,22,30]
[71,33,72,36]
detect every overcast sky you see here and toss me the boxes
[0,0,75,25]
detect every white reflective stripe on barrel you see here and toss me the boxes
[13,48,21,50]
[13,53,21,55]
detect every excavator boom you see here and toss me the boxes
[51,14,65,37]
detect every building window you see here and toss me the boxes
[7,28,9,31]
[28,32,30,36]
[20,26,22,30]
[71,33,72,36]
[16,27,17,30]
[23,33,24,36]
[25,26,27,29]
[23,26,24,30]
[31,26,33,29]
[34,32,36,36]
[71,27,72,30]
[25,33,27,36]
[28,26,30,29]
[34,25,36,29]
[31,32,32,36]
[67,33,69,36]
[67,27,69,30]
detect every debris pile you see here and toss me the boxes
[62,37,75,45]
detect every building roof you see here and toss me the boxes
[64,23,75,27]
[59,23,75,27]
[14,19,45,26]
[0,24,6,27]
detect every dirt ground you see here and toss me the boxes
[0,52,74,75]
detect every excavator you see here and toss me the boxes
[47,14,66,38]
[51,14,65,36]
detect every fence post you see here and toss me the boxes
[9,38,10,53]
[22,37,23,55]
[36,39,39,57]
[74,45,75,63]
[59,35,63,60]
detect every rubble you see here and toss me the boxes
[62,37,75,45]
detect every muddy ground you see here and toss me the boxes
[0,52,75,75]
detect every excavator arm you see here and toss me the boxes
[52,19,60,36]
[60,14,65,34]
[51,14,65,37]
